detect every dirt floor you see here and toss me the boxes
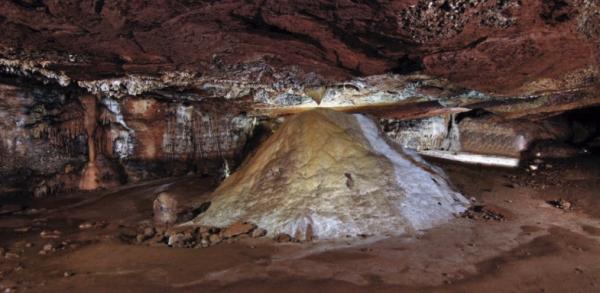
[1,156,600,292]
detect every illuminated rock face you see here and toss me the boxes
[191,109,468,240]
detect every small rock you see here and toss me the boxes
[547,199,572,210]
[136,234,145,243]
[251,228,267,238]
[143,227,155,238]
[40,230,61,239]
[42,243,54,252]
[78,222,93,230]
[153,192,180,226]
[13,227,30,233]
[208,234,222,245]
[167,233,185,246]
[275,233,292,242]
[529,164,539,171]
[200,238,210,248]
[167,232,194,247]
[63,271,74,277]
[222,222,256,238]
[4,252,19,260]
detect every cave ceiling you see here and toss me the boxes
[0,0,599,119]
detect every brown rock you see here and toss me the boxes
[222,222,256,238]
[143,227,155,238]
[275,233,292,243]
[208,234,222,245]
[135,234,145,244]
[153,192,179,226]
[305,224,314,242]
[251,228,267,238]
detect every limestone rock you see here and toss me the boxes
[188,109,468,240]
[222,222,256,238]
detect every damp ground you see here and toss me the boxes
[1,156,600,292]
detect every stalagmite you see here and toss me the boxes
[187,109,469,240]
[79,95,100,190]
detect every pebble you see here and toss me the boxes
[4,252,19,260]
[208,234,222,245]
[40,230,61,239]
[275,233,292,242]
[251,228,267,238]
[43,243,54,252]
[78,222,93,230]
[143,227,155,238]
[136,234,145,243]
[200,238,210,248]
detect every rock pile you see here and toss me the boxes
[124,221,269,249]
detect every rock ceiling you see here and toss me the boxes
[0,0,599,97]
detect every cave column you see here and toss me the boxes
[79,95,100,190]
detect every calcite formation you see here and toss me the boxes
[189,109,468,240]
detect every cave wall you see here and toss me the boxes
[0,80,256,196]
[0,79,87,196]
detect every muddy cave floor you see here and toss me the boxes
[1,156,600,292]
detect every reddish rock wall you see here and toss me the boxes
[1,0,598,94]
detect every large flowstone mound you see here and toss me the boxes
[189,109,468,240]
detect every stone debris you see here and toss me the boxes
[153,192,211,227]
[4,252,20,260]
[547,199,573,210]
[222,222,256,238]
[123,221,269,248]
[251,228,267,238]
[13,227,31,233]
[208,234,222,245]
[461,205,506,221]
[275,233,293,243]
[78,222,94,230]
[39,230,61,239]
